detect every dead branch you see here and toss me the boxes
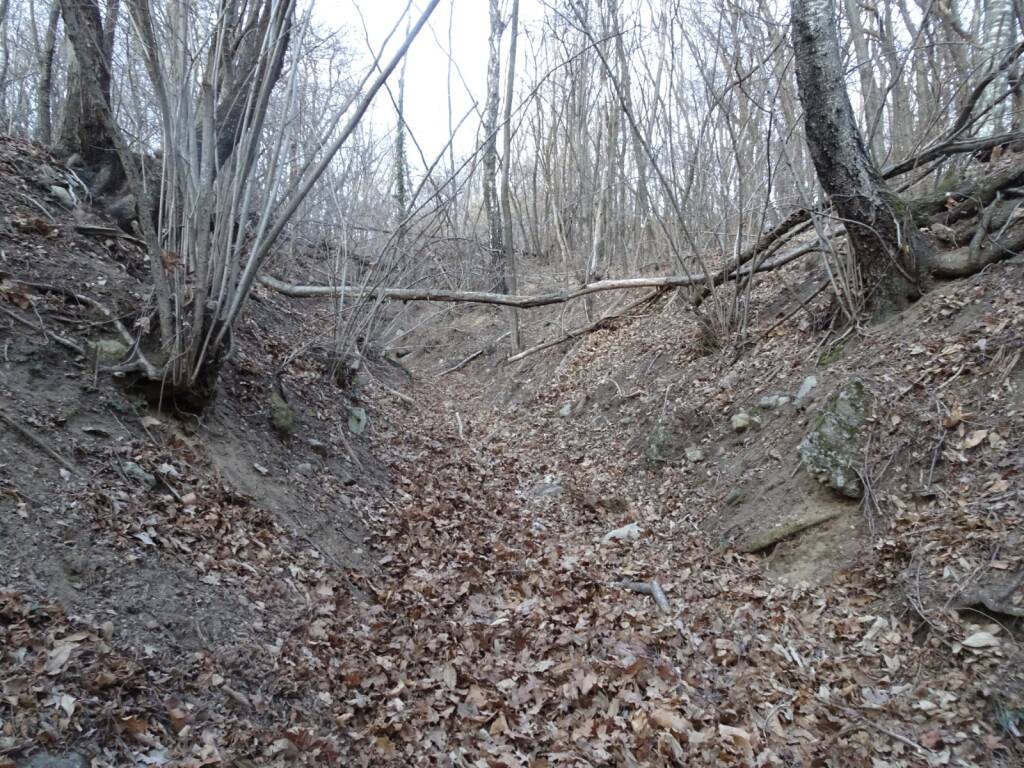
[0,302,86,356]
[883,131,1024,179]
[616,579,671,612]
[911,160,1024,224]
[0,409,80,476]
[507,289,665,363]
[74,224,146,247]
[261,226,820,314]
[22,281,158,378]
[437,349,483,377]
[928,216,1024,278]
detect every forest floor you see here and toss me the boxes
[1,135,1023,767]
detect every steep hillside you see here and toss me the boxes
[2,134,1023,767]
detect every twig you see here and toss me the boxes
[437,349,482,377]
[0,303,85,355]
[845,709,930,755]
[0,409,79,476]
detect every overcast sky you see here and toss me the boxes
[313,0,545,163]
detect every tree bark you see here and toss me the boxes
[36,1,61,145]
[500,0,521,349]
[483,0,505,291]
[791,0,927,315]
[57,0,120,190]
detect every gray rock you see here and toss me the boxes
[49,185,76,208]
[558,403,573,418]
[295,462,314,477]
[758,394,791,409]
[525,476,562,500]
[348,406,368,435]
[270,390,295,438]
[798,379,873,499]
[645,421,687,466]
[122,461,156,487]
[91,338,129,363]
[724,486,746,507]
[685,446,705,462]
[795,374,819,404]
[307,438,329,456]
[19,752,89,768]
[732,412,758,432]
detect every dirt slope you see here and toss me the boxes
[2,135,1023,767]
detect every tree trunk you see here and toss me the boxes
[791,0,926,315]
[57,0,121,191]
[500,0,521,349]
[483,0,505,291]
[36,1,61,145]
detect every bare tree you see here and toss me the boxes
[791,0,926,315]
[482,0,505,291]
[500,0,521,349]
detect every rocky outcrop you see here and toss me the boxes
[799,379,873,499]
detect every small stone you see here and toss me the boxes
[685,446,704,462]
[295,462,314,477]
[531,520,547,533]
[731,412,752,432]
[121,461,156,487]
[307,438,329,456]
[795,375,819,404]
[558,403,572,417]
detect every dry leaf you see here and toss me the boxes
[962,631,1000,649]
[963,429,988,449]
[650,708,690,734]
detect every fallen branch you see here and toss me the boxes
[261,272,709,308]
[616,579,671,612]
[0,409,79,476]
[507,289,665,363]
[21,281,158,378]
[74,224,146,248]
[0,302,85,356]
[883,130,1024,179]
[436,349,482,377]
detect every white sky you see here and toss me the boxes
[313,0,545,164]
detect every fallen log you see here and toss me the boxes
[260,224,821,312]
